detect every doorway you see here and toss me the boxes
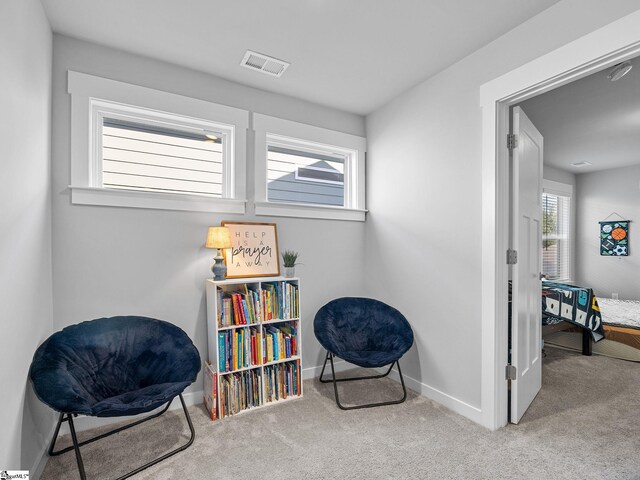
[509,52,640,422]
[479,13,640,430]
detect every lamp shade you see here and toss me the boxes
[205,226,232,249]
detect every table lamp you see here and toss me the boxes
[205,226,232,280]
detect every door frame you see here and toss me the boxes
[479,10,640,430]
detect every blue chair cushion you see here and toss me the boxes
[314,297,414,368]
[30,316,201,417]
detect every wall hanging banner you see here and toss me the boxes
[599,220,630,256]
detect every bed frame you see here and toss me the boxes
[543,321,592,356]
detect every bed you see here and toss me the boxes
[544,296,640,362]
[541,281,604,356]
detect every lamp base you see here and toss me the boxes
[211,253,227,281]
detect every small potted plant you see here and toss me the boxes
[281,250,300,278]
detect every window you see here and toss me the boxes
[96,104,233,198]
[254,114,366,221]
[542,180,572,282]
[68,71,248,213]
[267,142,348,207]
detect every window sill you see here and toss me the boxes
[254,201,366,222]
[70,186,246,214]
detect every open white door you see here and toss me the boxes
[509,106,543,424]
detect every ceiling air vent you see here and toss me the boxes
[570,161,592,168]
[240,50,290,78]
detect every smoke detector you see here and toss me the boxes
[240,50,290,78]
[607,61,632,81]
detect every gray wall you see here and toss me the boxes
[365,0,640,413]
[51,36,367,407]
[543,165,576,187]
[0,0,54,473]
[575,165,640,299]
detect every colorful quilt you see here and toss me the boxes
[542,281,604,342]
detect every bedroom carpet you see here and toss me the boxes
[41,347,640,480]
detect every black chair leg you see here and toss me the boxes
[319,351,408,410]
[48,394,195,480]
[48,412,65,457]
[67,413,86,480]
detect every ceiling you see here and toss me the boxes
[40,0,559,116]
[520,57,640,174]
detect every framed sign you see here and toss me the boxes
[222,222,280,278]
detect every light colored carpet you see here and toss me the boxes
[41,347,640,479]
[545,331,640,362]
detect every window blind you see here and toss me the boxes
[542,192,571,281]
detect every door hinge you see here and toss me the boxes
[507,249,518,265]
[506,364,517,381]
[507,133,518,150]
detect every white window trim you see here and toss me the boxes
[542,179,573,197]
[68,71,248,213]
[253,113,366,221]
[542,179,574,282]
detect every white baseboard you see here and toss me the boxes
[30,418,58,480]
[302,358,350,380]
[305,359,482,424]
[385,367,483,425]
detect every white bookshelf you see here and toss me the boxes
[204,277,303,420]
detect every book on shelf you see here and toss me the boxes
[249,327,261,366]
[218,369,262,418]
[203,363,218,420]
[233,330,239,370]
[242,284,259,324]
[264,361,300,403]
[241,297,250,325]
[218,285,269,328]
[218,333,225,372]
[233,294,243,325]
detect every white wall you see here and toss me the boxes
[365,0,640,418]
[0,0,53,473]
[543,165,576,186]
[51,36,367,407]
[575,165,640,299]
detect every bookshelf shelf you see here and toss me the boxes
[262,355,301,367]
[218,364,260,375]
[262,317,301,325]
[203,277,303,420]
[217,324,258,332]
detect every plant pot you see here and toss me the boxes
[283,267,295,278]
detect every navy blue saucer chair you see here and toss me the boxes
[314,297,414,410]
[29,316,201,480]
